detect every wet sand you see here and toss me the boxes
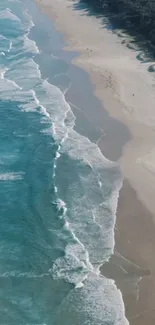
[68,66,155,323]
[101,179,155,324]
[34,0,155,324]
[34,0,155,217]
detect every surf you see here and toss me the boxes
[0,0,128,324]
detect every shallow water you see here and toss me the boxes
[0,0,128,324]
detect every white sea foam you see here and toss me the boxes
[8,41,12,52]
[0,26,121,272]
[76,274,129,325]
[56,151,61,159]
[0,35,6,40]
[23,8,35,31]
[0,37,122,288]
[57,199,67,214]
[0,172,24,181]
[22,34,40,54]
[0,270,50,278]
[0,3,127,323]
[52,252,88,285]
[0,8,20,22]
[39,63,124,323]
[0,34,11,52]
[31,89,40,106]
[5,58,41,90]
[53,273,128,325]
[39,104,50,118]
[75,280,85,288]
[50,114,121,264]
[0,68,7,79]
[8,0,21,2]
[0,67,22,90]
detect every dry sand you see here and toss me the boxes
[35,0,155,216]
[34,0,155,323]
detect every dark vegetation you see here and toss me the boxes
[74,0,155,57]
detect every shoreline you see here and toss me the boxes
[34,0,155,217]
[101,180,155,324]
[33,1,155,324]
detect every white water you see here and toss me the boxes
[0,1,128,324]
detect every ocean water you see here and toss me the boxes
[0,0,128,324]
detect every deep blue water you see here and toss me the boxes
[0,0,128,324]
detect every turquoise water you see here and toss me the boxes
[0,0,128,324]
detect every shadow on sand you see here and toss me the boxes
[72,0,155,69]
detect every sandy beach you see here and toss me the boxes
[34,0,155,323]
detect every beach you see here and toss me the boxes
[33,0,155,324]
